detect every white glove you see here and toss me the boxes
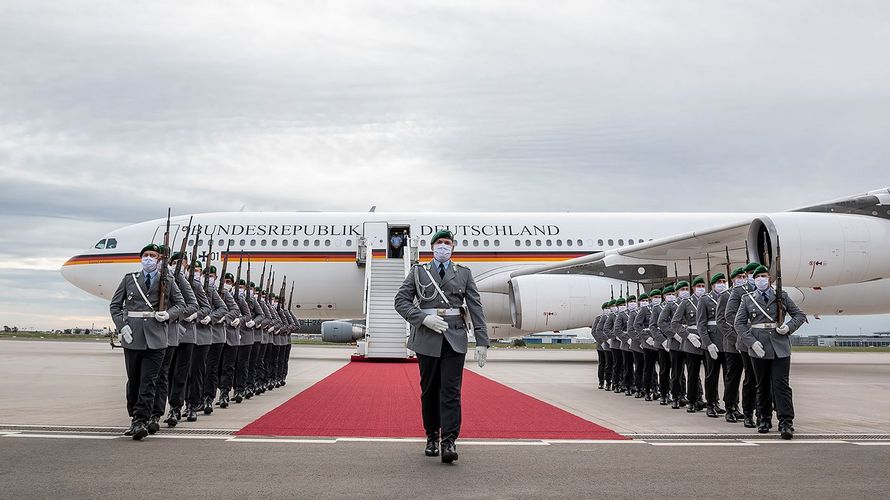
[662,340,669,351]
[118,325,133,344]
[626,338,632,346]
[422,314,448,334]
[154,311,170,322]
[246,320,256,328]
[673,333,682,343]
[200,316,211,325]
[646,337,655,347]
[752,341,766,358]
[776,323,790,335]
[267,327,275,334]
[230,318,241,327]
[216,317,225,324]
[688,333,702,348]
[707,344,719,360]
[475,346,488,367]
[185,312,198,323]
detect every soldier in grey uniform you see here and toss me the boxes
[278,304,297,386]
[263,294,285,391]
[186,263,227,422]
[696,273,729,418]
[592,303,610,390]
[658,285,685,408]
[394,229,489,464]
[233,279,257,402]
[725,262,761,427]
[735,265,807,439]
[216,272,244,408]
[151,248,198,434]
[634,292,656,401]
[245,282,266,399]
[718,267,747,423]
[611,297,631,395]
[627,295,645,398]
[647,289,671,404]
[203,266,235,414]
[109,243,185,440]
[604,300,621,392]
[672,278,707,413]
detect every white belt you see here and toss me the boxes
[686,326,698,330]
[421,308,461,317]
[707,321,717,326]
[751,323,778,329]
[128,311,155,318]
[642,328,650,332]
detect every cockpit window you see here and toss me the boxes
[94,239,106,249]
[106,238,117,249]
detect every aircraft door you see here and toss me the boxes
[363,221,389,251]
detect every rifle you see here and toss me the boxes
[706,253,712,290]
[174,216,193,280]
[234,253,243,299]
[218,242,231,294]
[268,271,275,303]
[278,276,287,311]
[288,281,295,310]
[188,225,200,283]
[246,258,252,300]
[257,260,267,296]
[610,285,614,301]
[745,244,751,265]
[159,208,171,311]
[776,235,785,325]
[203,238,214,291]
[724,246,732,285]
[636,282,641,300]
[673,262,679,286]
[688,256,693,288]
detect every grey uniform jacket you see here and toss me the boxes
[221,290,241,346]
[235,294,254,346]
[657,301,680,351]
[696,291,725,352]
[258,300,272,343]
[180,278,211,344]
[603,314,618,349]
[634,306,657,351]
[723,284,753,353]
[248,295,265,344]
[109,271,186,351]
[593,315,608,351]
[627,309,644,353]
[734,288,807,360]
[168,272,199,347]
[612,311,629,351]
[648,304,667,348]
[207,287,230,344]
[672,297,704,355]
[394,260,489,357]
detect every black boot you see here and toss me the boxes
[743,414,756,428]
[686,403,697,413]
[679,397,689,407]
[244,387,253,399]
[645,392,652,402]
[779,419,794,440]
[605,382,611,391]
[425,432,440,457]
[186,404,198,422]
[123,422,137,436]
[147,415,160,434]
[203,396,214,415]
[672,400,681,410]
[732,407,745,420]
[440,438,458,464]
[758,418,773,434]
[234,390,244,404]
[706,405,718,418]
[715,404,726,415]
[634,390,644,399]
[219,392,229,409]
[695,400,707,411]
[131,421,149,441]
[164,407,180,427]
[598,383,604,390]
[660,396,669,406]
[725,411,738,423]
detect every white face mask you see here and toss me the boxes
[141,256,158,273]
[754,276,770,291]
[665,294,676,303]
[714,283,727,293]
[679,290,691,300]
[224,283,233,292]
[694,287,706,297]
[733,278,746,287]
[610,307,618,313]
[748,277,756,287]
[652,297,662,306]
[194,272,202,283]
[433,243,453,263]
[628,302,638,311]
[618,305,627,312]
[640,300,649,307]
[209,277,216,287]
[238,287,246,294]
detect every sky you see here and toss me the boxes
[1,0,889,334]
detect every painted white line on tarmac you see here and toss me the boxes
[336,437,426,443]
[227,437,337,444]
[545,439,645,444]
[457,441,550,446]
[150,434,232,440]
[649,442,759,447]
[743,440,848,445]
[4,433,120,440]
[851,442,890,446]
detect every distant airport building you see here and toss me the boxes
[791,333,890,347]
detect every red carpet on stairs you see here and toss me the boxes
[236,362,626,440]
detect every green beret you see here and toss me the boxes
[170,251,183,262]
[627,295,637,302]
[649,288,662,296]
[224,272,234,280]
[662,285,675,294]
[607,300,616,307]
[430,229,455,243]
[208,265,217,274]
[744,262,761,273]
[675,280,689,289]
[238,279,246,286]
[752,265,770,276]
[140,244,161,256]
[730,267,745,279]
[709,272,726,285]
[194,261,202,269]
[692,277,705,286]
[615,298,626,306]
[639,293,649,300]
[157,244,170,257]
[248,281,256,288]
[601,302,609,309]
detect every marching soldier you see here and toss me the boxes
[611,297,631,395]
[696,273,728,418]
[216,272,244,408]
[278,303,297,386]
[394,229,490,464]
[604,300,622,393]
[263,294,284,391]
[233,279,257,402]
[718,267,747,423]
[592,303,610,390]
[734,265,807,439]
[725,262,761,427]
[647,289,671,405]
[186,263,226,422]
[634,292,657,401]
[626,295,645,398]
[672,278,707,413]
[658,285,686,409]
[109,243,185,440]
[251,288,271,395]
[203,266,234,414]
[246,283,266,398]
[151,249,198,434]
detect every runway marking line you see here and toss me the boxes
[648,442,759,447]
[3,433,119,440]
[851,442,890,446]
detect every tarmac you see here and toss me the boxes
[2,340,890,498]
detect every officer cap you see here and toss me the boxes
[649,288,662,296]
[730,266,745,279]
[615,297,626,306]
[627,295,637,302]
[662,285,675,294]
[692,277,705,286]
[430,229,455,244]
[675,280,689,289]
[639,292,649,300]
[709,272,726,285]
[208,265,217,274]
[752,265,770,276]
[140,243,161,256]
[744,262,761,273]
[224,272,234,280]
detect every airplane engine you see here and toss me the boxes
[321,321,364,343]
[508,274,627,332]
[748,212,890,288]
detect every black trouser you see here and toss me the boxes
[751,356,793,421]
[670,350,686,399]
[657,349,671,396]
[219,344,238,394]
[632,351,645,389]
[622,350,635,389]
[704,351,726,406]
[686,353,704,404]
[596,350,606,384]
[204,343,225,399]
[152,346,176,418]
[642,349,658,393]
[283,343,292,378]
[277,342,289,379]
[601,350,612,383]
[168,342,193,409]
[123,347,165,423]
[416,337,465,441]
[740,352,757,416]
[235,344,252,391]
[723,351,743,409]
[249,341,264,386]
[611,349,624,387]
[187,344,209,406]
[263,344,276,382]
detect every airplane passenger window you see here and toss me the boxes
[462,240,469,247]
[106,238,117,249]
[618,239,624,246]
[483,240,490,247]
[597,239,603,247]
[197,239,204,246]
[314,240,320,246]
[494,240,500,247]
[346,239,352,247]
[304,239,310,246]
[546,239,552,246]
[293,239,299,246]
[261,239,268,246]
[188,240,194,247]
[566,239,572,247]
[218,239,224,247]
[473,240,479,247]
[608,239,614,246]
[535,240,542,247]
[556,240,563,247]
[324,240,331,247]
[282,240,288,247]
[271,240,278,247]
[577,239,583,246]
[525,239,531,246]
[420,240,426,247]
[250,239,256,246]
[94,239,106,249]
[240,239,246,246]
[515,239,521,246]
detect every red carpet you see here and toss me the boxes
[237,362,625,440]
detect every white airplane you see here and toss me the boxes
[61,187,890,340]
